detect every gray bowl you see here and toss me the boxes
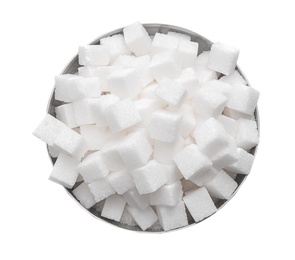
[47,24,259,232]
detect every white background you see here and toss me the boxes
[1,0,294,259]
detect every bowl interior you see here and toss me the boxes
[47,24,259,232]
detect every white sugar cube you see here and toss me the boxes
[72,98,98,126]
[211,138,238,169]
[72,182,96,209]
[33,114,85,160]
[149,181,183,206]
[176,67,201,98]
[208,42,239,75]
[104,99,142,133]
[135,98,162,127]
[108,169,135,195]
[204,170,237,199]
[55,103,78,128]
[77,151,110,183]
[123,189,149,209]
[78,66,121,92]
[49,153,79,188]
[126,55,154,87]
[107,68,143,99]
[131,160,168,194]
[101,194,126,222]
[150,51,181,82]
[100,34,131,63]
[126,205,158,231]
[178,40,199,68]
[227,84,260,115]
[79,125,108,151]
[153,137,184,164]
[164,164,183,184]
[151,33,179,55]
[117,131,152,169]
[167,31,191,42]
[101,136,126,171]
[217,115,238,137]
[88,178,115,202]
[90,94,119,127]
[192,88,228,118]
[220,70,247,85]
[180,105,197,138]
[225,148,254,175]
[79,45,110,66]
[174,144,212,180]
[190,167,218,186]
[54,74,81,102]
[123,22,151,56]
[150,110,182,143]
[235,118,259,150]
[156,201,188,231]
[194,51,217,84]
[154,77,187,106]
[184,136,195,146]
[192,117,229,157]
[183,187,217,222]
[113,54,136,66]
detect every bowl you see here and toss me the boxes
[47,23,259,232]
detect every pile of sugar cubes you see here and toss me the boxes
[34,22,259,231]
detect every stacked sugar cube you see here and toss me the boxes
[34,22,259,232]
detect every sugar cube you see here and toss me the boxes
[126,205,158,231]
[104,99,142,133]
[72,98,99,126]
[150,110,182,143]
[192,117,229,157]
[194,51,217,84]
[79,125,108,151]
[151,33,179,55]
[149,181,183,206]
[220,70,247,85]
[174,144,212,180]
[150,50,181,82]
[101,194,126,222]
[208,42,239,75]
[55,103,78,129]
[178,40,199,68]
[227,84,260,115]
[72,182,96,209]
[135,98,162,127]
[183,187,217,222]
[108,169,135,195]
[79,45,110,66]
[117,131,153,169]
[131,160,168,194]
[224,148,254,175]
[217,115,238,137]
[164,164,183,184]
[167,31,191,42]
[192,88,228,118]
[176,67,201,98]
[154,77,187,106]
[235,118,259,150]
[77,151,110,183]
[156,201,188,231]
[189,167,218,186]
[49,153,79,188]
[204,170,237,199]
[88,178,115,202]
[123,22,151,56]
[100,34,131,63]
